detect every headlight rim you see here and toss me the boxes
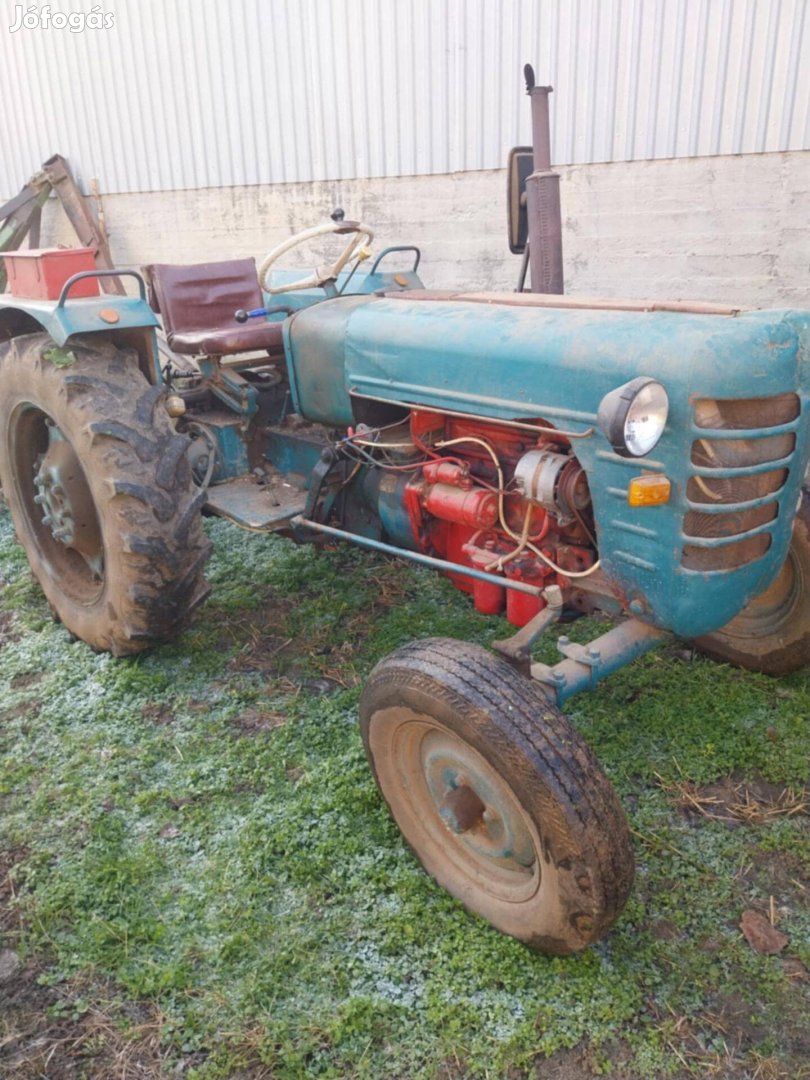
[596,376,669,459]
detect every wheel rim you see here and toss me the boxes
[369,707,542,904]
[8,402,105,603]
[721,546,803,645]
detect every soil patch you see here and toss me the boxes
[664,769,808,827]
[141,701,175,725]
[0,700,41,725]
[526,1041,642,1080]
[0,962,172,1080]
[741,847,809,907]
[0,847,27,935]
[8,672,41,690]
[0,610,19,647]
[231,706,286,735]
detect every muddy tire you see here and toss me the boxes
[694,491,810,676]
[0,333,211,656]
[359,637,634,954]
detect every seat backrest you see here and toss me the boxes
[143,259,263,336]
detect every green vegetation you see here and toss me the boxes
[1,508,808,1078]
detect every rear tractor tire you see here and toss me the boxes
[359,637,634,954]
[0,333,212,656]
[694,490,810,676]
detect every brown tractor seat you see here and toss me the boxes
[143,258,284,357]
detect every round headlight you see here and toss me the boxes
[597,377,669,458]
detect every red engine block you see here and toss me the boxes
[401,410,595,627]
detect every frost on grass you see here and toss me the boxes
[1,505,809,1079]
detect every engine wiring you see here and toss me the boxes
[339,423,425,471]
[436,434,603,580]
[350,426,509,493]
[340,438,459,474]
[339,425,496,483]
[350,438,419,450]
[337,424,602,582]
[484,502,535,572]
[479,502,554,573]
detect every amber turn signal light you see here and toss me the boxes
[628,474,671,507]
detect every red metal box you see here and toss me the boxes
[3,248,99,300]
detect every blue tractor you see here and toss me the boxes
[1,81,808,955]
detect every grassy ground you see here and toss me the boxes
[1,506,808,1079]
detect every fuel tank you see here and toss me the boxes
[284,291,810,640]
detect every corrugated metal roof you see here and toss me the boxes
[1,0,808,196]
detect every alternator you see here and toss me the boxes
[513,449,569,510]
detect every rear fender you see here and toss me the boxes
[0,290,158,345]
[0,292,162,382]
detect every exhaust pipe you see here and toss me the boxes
[524,64,564,294]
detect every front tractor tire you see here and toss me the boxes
[694,490,810,676]
[0,333,211,656]
[359,638,634,954]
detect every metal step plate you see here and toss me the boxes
[204,475,307,530]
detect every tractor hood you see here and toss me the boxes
[285,291,810,640]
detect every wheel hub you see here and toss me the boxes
[438,782,486,834]
[33,421,103,577]
[423,737,536,871]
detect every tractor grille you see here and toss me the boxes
[682,393,800,571]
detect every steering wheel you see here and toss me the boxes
[259,219,375,295]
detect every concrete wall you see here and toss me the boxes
[36,149,810,309]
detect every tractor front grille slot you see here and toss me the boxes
[682,393,800,572]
